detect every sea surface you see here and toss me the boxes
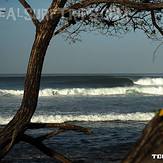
[1,74,163,163]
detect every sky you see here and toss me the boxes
[0,1,163,74]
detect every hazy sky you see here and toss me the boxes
[0,1,163,74]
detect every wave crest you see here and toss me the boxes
[1,86,163,97]
[0,112,155,125]
[134,78,163,86]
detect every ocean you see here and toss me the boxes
[1,74,163,163]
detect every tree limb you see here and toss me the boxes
[69,0,163,11]
[42,0,68,23]
[48,0,163,22]
[18,0,40,27]
[54,23,72,36]
[151,10,163,35]
[21,134,71,163]
[27,123,91,135]
[37,129,65,141]
[153,41,163,62]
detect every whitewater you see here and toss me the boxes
[1,77,163,96]
[1,86,163,96]
[0,112,155,125]
[134,77,163,86]
[1,75,163,162]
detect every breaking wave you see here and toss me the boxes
[0,112,155,125]
[0,86,163,96]
[1,77,163,97]
[134,78,163,86]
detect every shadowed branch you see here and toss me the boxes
[18,0,40,27]
[54,23,72,36]
[69,0,163,11]
[21,134,71,163]
[151,10,163,35]
[37,129,65,141]
[27,122,91,134]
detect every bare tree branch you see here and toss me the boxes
[153,41,163,62]
[27,123,91,135]
[69,0,163,11]
[54,23,72,36]
[21,134,71,163]
[18,0,40,27]
[151,10,163,35]
[42,0,68,23]
[48,0,163,24]
[37,129,65,141]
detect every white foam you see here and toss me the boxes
[134,78,163,86]
[0,86,163,97]
[0,112,155,125]
[39,88,128,96]
[0,89,24,96]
